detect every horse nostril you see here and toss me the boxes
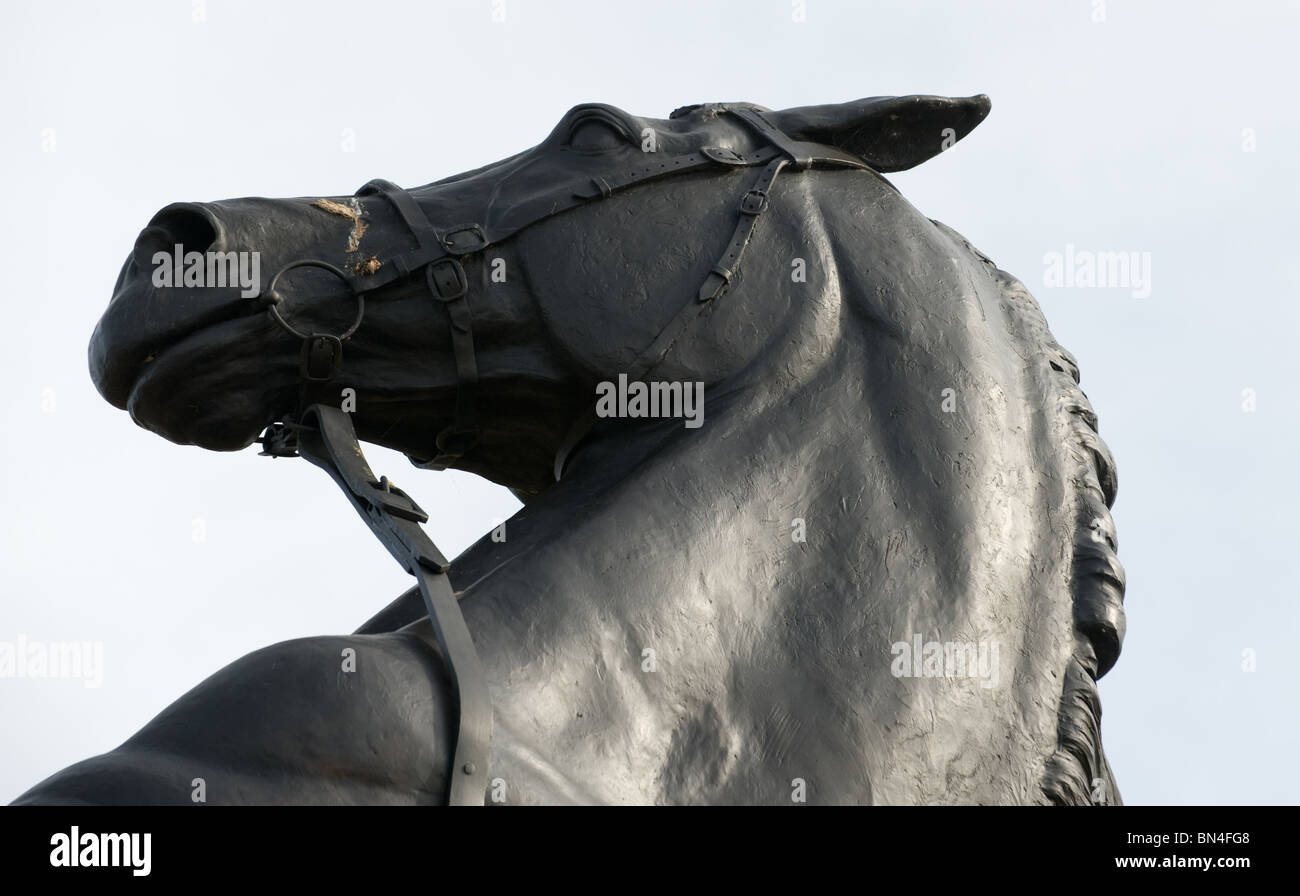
[133,203,221,269]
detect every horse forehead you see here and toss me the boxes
[565,100,754,140]
[575,101,769,151]
[415,102,759,197]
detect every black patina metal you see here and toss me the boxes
[25,94,1128,807]
[254,106,873,806]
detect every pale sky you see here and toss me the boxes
[3,0,1297,804]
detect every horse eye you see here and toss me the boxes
[568,119,626,152]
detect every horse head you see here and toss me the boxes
[75,93,1123,805]
[89,94,990,496]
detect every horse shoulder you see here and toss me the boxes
[12,632,454,805]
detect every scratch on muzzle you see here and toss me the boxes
[312,197,368,253]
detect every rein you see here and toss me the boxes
[253,107,869,805]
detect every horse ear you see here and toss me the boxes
[767,94,991,172]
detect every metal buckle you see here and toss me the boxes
[427,258,468,301]
[441,225,488,255]
[740,189,768,215]
[369,475,429,523]
[300,334,343,382]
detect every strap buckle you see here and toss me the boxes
[299,334,344,381]
[368,475,429,524]
[427,258,468,301]
[441,224,488,255]
[740,189,768,215]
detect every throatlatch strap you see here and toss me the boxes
[295,405,492,807]
[696,157,788,304]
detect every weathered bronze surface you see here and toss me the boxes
[15,95,1124,805]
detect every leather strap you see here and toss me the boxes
[295,405,492,806]
[414,260,481,470]
[358,178,440,250]
[357,181,483,466]
[697,157,788,304]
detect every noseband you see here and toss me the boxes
[255,106,870,805]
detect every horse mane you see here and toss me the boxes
[929,220,1127,806]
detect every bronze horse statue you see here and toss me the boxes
[15,94,1125,805]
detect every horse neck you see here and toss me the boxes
[452,186,1085,803]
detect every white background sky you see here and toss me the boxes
[2,0,1297,805]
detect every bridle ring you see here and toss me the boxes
[262,260,365,342]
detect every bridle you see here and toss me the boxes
[254,106,871,805]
